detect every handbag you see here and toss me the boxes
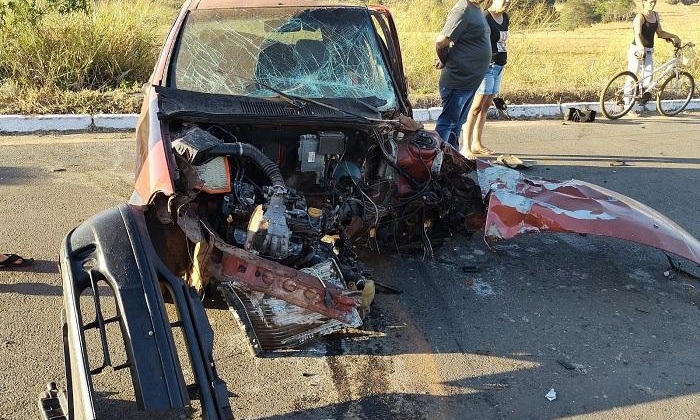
[565,107,596,122]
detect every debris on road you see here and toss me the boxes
[557,360,589,374]
[485,382,511,391]
[494,154,536,169]
[477,161,700,265]
[374,281,403,295]
[545,388,557,401]
[665,254,700,279]
[462,265,479,273]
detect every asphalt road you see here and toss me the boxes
[1,113,699,420]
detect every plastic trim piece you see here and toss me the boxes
[44,204,232,420]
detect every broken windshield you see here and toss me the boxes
[169,6,398,111]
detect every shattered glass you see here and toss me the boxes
[170,7,398,111]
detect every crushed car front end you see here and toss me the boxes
[42,1,700,419]
[42,1,485,418]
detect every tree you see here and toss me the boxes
[559,0,597,31]
[596,0,636,23]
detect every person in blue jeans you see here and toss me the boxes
[434,0,491,151]
[462,0,510,159]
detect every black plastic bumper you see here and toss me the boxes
[41,204,232,420]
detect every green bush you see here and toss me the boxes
[596,0,636,23]
[559,0,599,30]
[509,0,559,30]
[0,0,90,27]
[0,0,168,90]
[49,0,90,14]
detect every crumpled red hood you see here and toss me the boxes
[477,160,700,265]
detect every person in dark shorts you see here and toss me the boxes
[462,0,510,159]
[434,0,491,150]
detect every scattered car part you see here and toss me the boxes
[478,160,700,265]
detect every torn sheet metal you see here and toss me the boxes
[477,160,700,265]
[203,221,362,325]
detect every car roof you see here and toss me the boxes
[194,0,365,9]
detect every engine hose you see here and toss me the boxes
[207,143,285,188]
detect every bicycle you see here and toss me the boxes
[599,42,696,119]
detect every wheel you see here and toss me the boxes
[656,71,695,116]
[599,71,638,119]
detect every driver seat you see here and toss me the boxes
[256,42,296,84]
[293,39,328,75]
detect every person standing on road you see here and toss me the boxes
[434,0,492,151]
[627,0,681,100]
[461,0,510,159]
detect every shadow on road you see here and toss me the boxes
[511,154,700,166]
[0,281,61,296]
[0,166,39,185]
[592,112,700,125]
[244,231,700,419]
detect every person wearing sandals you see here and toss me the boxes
[461,0,510,160]
[434,0,491,150]
[627,0,680,111]
[0,253,33,269]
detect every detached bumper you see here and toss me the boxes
[41,204,232,420]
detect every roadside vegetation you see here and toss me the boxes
[0,0,178,113]
[0,0,698,114]
[390,0,700,107]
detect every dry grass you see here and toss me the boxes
[397,1,700,105]
[0,0,177,113]
[0,81,142,114]
[0,0,698,113]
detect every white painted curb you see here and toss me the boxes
[0,114,92,132]
[428,107,442,121]
[1,100,698,132]
[413,99,700,122]
[93,114,140,130]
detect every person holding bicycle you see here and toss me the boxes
[628,0,681,93]
[600,2,694,120]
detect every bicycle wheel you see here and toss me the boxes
[656,71,695,116]
[600,71,638,119]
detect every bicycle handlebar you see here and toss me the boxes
[673,41,695,51]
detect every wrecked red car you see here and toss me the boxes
[40,0,700,419]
